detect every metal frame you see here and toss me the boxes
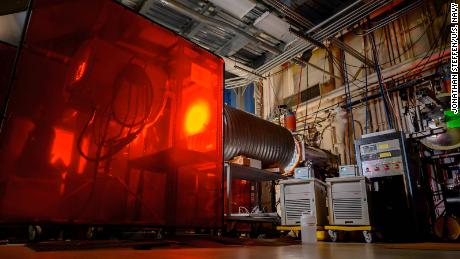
[224,163,283,220]
[122,0,397,89]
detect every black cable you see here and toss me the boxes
[302,63,309,135]
[364,59,369,134]
[71,63,154,220]
[370,31,394,129]
[380,19,431,66]
[342,50,356,162]
[76,64,153,163]
[397,5,449,80]
[312,51,328,126]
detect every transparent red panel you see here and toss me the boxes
[225,179,251,213]
[0,0,223,228]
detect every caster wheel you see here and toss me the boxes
[363,231,373,243]
[28,225,42,242]
[257,233,266,239]
[86,227,95,240]
[328,230,338,242]
[156,231,163,240]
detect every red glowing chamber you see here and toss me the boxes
[0,0,224,227]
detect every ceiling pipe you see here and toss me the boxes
[293,58,342,80]
[306,0,363,34]
[159,0,282,55]
[262,0,314,28]
[370,0,405,19]
[258,0,390,72]
[225,0,394,88]
[222,56,258,78]
[269,0,375,67]
[120,0,145,10]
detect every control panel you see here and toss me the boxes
[355,131,406,178]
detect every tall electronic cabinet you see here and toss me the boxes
[354,129,424,240]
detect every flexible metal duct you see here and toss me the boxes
[224,105,295,167]
[304,146,339,178]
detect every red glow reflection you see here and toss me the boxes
[51,128,74,167]
[74,61,87,82]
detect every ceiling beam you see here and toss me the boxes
[265,0,375,67]
[216,34,251,56]
[330,38,375,68]
[157,0,282,55]
[226,0,394,88]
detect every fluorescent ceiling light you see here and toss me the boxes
[208,0,256,19]
[253,12,296,44]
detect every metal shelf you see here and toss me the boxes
[129,148,214,171]
[225,215,280,223]
[225,163,286,182]
[224,162,283,221]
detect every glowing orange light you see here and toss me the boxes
[51,128,74,167]
[185,100,210,135]
[74,61,87,82]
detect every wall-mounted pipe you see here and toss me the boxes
[397,91,408,132]
[226,0,394,88]
[392,91,402,130]
[370,98,378,132]
[340,74,437,109]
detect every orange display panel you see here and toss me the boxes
[0,0,223,227]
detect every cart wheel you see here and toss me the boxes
[86,226,95,240]
[28,225,42,242]
[328,230,338,242]
[156,230,163,240]
[363,230,373,243]
[257,233,266,239]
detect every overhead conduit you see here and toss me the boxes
[159,0,282,55]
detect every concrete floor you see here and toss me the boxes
[1,243,460,259]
